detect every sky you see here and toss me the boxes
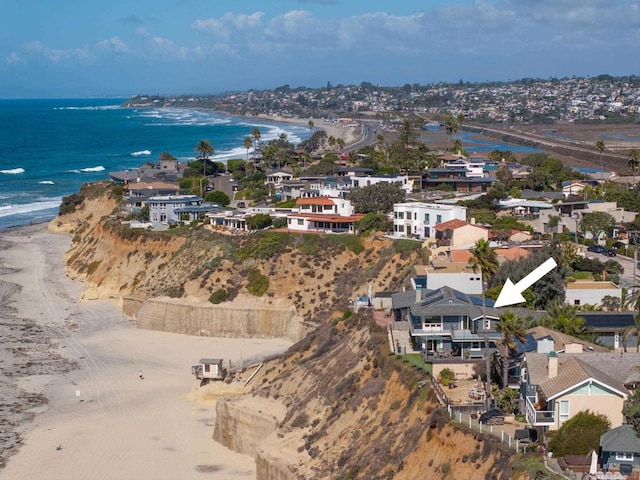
[1,0,639,97]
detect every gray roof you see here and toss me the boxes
[577,352,640,387]
[600,424,640,453]
[526,353,628,400]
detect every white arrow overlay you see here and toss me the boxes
[493,257,558,308]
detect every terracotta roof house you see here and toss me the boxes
[286,197,364,233]
[434,219,488,248]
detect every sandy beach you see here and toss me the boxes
[0,224,292,480]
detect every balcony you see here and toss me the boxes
[411,323,445,334]
[525,396,555,426]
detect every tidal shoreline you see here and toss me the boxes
[0,223,292,480]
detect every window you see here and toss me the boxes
[616,452,634,461]
[574,299,581,306]
[425,213,430,223]
[414,212,417,220]
[297,219,304,225]
[470,342,481,351]
[559,400,570,421]
[436,215,442,224]
[398,212,404,220]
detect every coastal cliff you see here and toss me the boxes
[48,183,541,480]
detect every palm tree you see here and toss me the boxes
[596,139,605,174]
[623,312,640,352]
[496,310,527,389]
[444,115,459,152]
[308,119,314,132]
[541,299,587,337]
[469,239,499,407]
[195,140,214,177]
[336,137,345,152]
[629,148,639,185]
[243,136,252,161]
[251,127,261,150]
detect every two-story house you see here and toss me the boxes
[392,202,467,240]
[148,195,218,229]
[522,339,628,432]
[434,219,488,248]
[286,197,364,233]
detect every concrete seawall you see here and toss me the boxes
[128,296,307,342]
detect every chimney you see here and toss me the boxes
[415,286,422,303]
[548,351,558,379]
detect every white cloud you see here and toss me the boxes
[23,41,92,64]
[5,51,26,65]
[96,36,129,54]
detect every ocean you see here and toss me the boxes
[0,98,311,231]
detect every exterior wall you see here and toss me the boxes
[426,273,482,295]
[392,202,467,240]
[553,392,625,431]
[350,176,411,193]
[451,224,489,247]
[148,195,202,228]
[565,286,621,307]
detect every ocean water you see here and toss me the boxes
[0,98,311,231]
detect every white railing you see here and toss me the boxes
[525,396,555,426]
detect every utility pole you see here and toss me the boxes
[629,230,639,290]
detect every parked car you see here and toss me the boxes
[587,245,605,253]
[603,248,617,257]
[479,409,505,425]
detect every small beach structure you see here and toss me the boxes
[192,358,225,381]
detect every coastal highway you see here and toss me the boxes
[344,123,377,152]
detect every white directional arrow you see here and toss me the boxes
[493,257,558,308]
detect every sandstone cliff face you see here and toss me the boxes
[52,185,524,480]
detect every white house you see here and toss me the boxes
[443,158,485,178]
[286,197,364,233]
[412,262,483,295]
[565,281,622,308]
[348,175,412,193]
[392,202,467,240]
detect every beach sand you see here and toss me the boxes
[0,224,292,480]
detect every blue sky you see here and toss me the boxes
[1,0,639,97]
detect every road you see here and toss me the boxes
[344,123,377,152]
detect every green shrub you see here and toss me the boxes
[59,193,84,216]
[208,289,228,304]
[87,260,102,275]
[439,367,455,386]
[328,234,364,254]
[298,234,321,255]
[392,239,422,256]
[547,410,610,456]
[246,269,269,296]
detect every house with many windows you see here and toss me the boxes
[286,197,364,233]
[392,202,467,240]
[391,286,503,359]
[148,195,218,229]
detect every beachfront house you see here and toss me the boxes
[599,424,640,476]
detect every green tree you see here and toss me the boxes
[347,182,406,214]
[444,114,459,151]
[355,212,393,235]
[246,213,272,230]
[469,239,498,407]
[629,148,639,184]
[601,295,621,311]
[195,140,215,177]
[596,139,605,173]
[623,385,640,434]
[547,410,610,456]
[579,211,616,241]
[308,119,314,132]
[205,191,231,207]
[251,127,261,150]
[244,136,253,162]
[496,310,527,389]
[541,299,588,337]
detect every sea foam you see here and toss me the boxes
[131,150,152,156]
[1,168,25,175]
[38,181,55,185]
[0,199,62,218]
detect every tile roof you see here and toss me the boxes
[296,197,336,206]
[433,219,470,231]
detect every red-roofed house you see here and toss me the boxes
[434,220,488,248]
[286,197,364,233]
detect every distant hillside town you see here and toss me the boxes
[124,74,640,124]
